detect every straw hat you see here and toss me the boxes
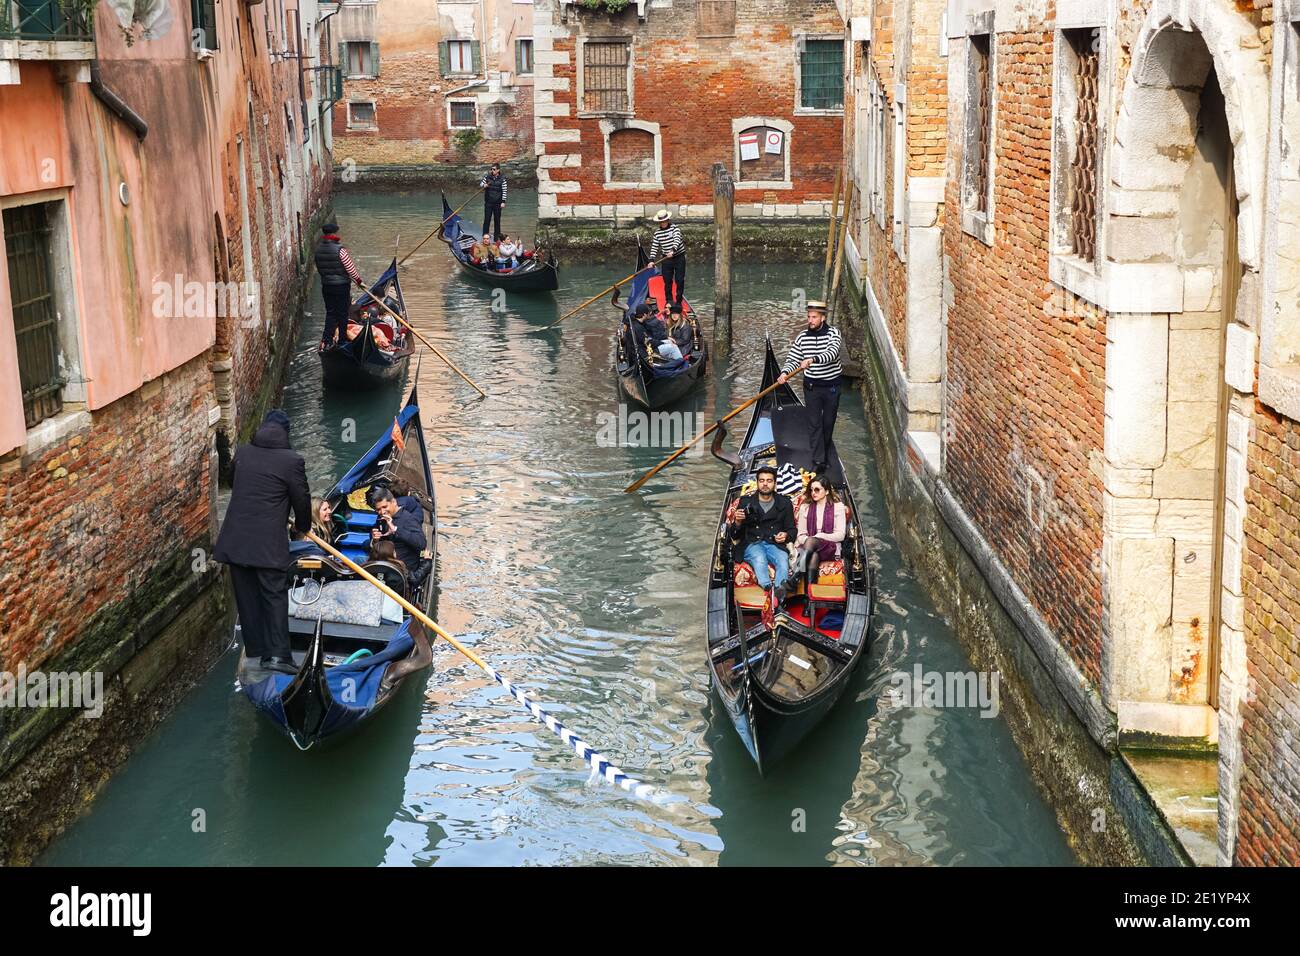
[653,209,672,223]
[806,299,828,311]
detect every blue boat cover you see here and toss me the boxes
[329,401,419,499]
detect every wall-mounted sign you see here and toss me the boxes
[765,129,784,154]
[739,130,760,161]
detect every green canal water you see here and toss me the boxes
[41,190,1075,866]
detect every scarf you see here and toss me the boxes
[805,499,837,560]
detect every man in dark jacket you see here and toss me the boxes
[369,487,426,570]
[214,410,312,671]
[315,220,364,350]
[479,163,507,241]
[730,465,797,603]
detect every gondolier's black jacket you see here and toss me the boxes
[480,171,507,205]
[214,422,312,570]
[731,492,797,551]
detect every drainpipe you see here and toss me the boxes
[89,61,148,141]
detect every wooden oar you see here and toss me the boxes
[303,531,675,803]
[397,188,484,267]
[355,286,487,398]
[544,257,668,329]
[623,368,805,493]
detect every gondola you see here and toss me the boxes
[612,243,708,408]
[236,383,437,749]
[703,339,875,773]
[318,259,414,390]
[438,193,559,293]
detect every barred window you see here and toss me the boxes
[1065,28,1100,261]
[800,39,844,110]
[3,202,66,429]
[583,40,631,113]
[347,101,376,129]
[449,100,477,128]
[968,33,992,215]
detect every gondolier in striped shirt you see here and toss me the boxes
[649,209,686,314]
[777,300,842,474]
[480,162,507,241]
[315,220,365,350]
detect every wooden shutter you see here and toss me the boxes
[470,40,481,74]
[438,40,450,75]
[515,39,523,74]
[369,41,380,77]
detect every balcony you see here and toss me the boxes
[1,0,95,78]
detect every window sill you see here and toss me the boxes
[1048,253,1104,311]
[345,73,378,81]
[578,111,634,120]
[1259,363,1300,423]
[794,107,844,117]
[961,208,993,246]
[23,406,91,459]
[735,181,793,191]
[603,181,663,191]
[449,125,479,131]
[347,124,378,132]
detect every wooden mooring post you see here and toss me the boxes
[713,162,734,351]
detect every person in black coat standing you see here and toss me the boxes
[314,220,365,350]
[479,163,507,241]
[214,409,312,671]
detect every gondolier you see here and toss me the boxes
[315,220,364,350]
[214,409,313,673]
[777,300,841,474]
[479,162,507,241]
[649,210,686,315]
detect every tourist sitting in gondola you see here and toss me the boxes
[496,235,522,270]
[369,487,425,572]
[289,497,336,557]
[630,303,682,362]
[471,233,499,269]
[729,465,797,605]
[792,474,846,594]
[669,305,695,356]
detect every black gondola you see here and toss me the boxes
[237,383,437,749]
[613,244,708,408]
[318,259,414,390]
[703,338,875,773]
[438,193,559,293]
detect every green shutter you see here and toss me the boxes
[471,40,481,74]
[338,42,347,73]
[515,39,522,75]
[438,40,450,75]
[370,41,380,77]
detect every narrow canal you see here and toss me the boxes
[42,190,1075,866]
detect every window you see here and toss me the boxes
[440,39,479,75]
[697,0,736,38]
[799,38,844,111]
[582,40,631,114]
[4,203,66,429]
[516,38,534,75]
[347,101,376,130]
[738,126,785,183]
[448,100,477,129]
[1063,28,1100,262]
[967,33,993,216]
[863,72,887,227]
[191,0,218,50]
[344,41,378,78]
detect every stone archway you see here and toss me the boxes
[1101,0,1267,866]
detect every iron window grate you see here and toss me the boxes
[1067,29,1100,262]
[4,202,65,428]
[801,39,844,110]
[583,41,631,113]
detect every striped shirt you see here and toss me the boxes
[782,326,843,381]
[480,173,508,202]
[338,246,363,284]
[649,224,685,261]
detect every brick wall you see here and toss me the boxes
[1237,403,1300,865]
[942,30,1106,685]
[536,0,844,218]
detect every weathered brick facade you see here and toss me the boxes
[331,0,535,169]
[533,0,844,221]
[839,0,1298,864]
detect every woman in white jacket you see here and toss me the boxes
[792,474,846,594]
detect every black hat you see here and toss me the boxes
[264,409,291,433]
[322,220,338,233]
[755,464,778,479]
[669,304,682,315]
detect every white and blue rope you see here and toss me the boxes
[479,661,675,805]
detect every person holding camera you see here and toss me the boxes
[729,465,797,606]
[369,487,426,572]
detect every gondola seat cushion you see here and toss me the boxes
[733,585,769,609]
[733,559,844,588]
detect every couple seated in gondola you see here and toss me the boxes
[297,482,431,593]
[728,467,846,607]
[344,281,405,352]
[468,232,534,272]
[628,302,694,365]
